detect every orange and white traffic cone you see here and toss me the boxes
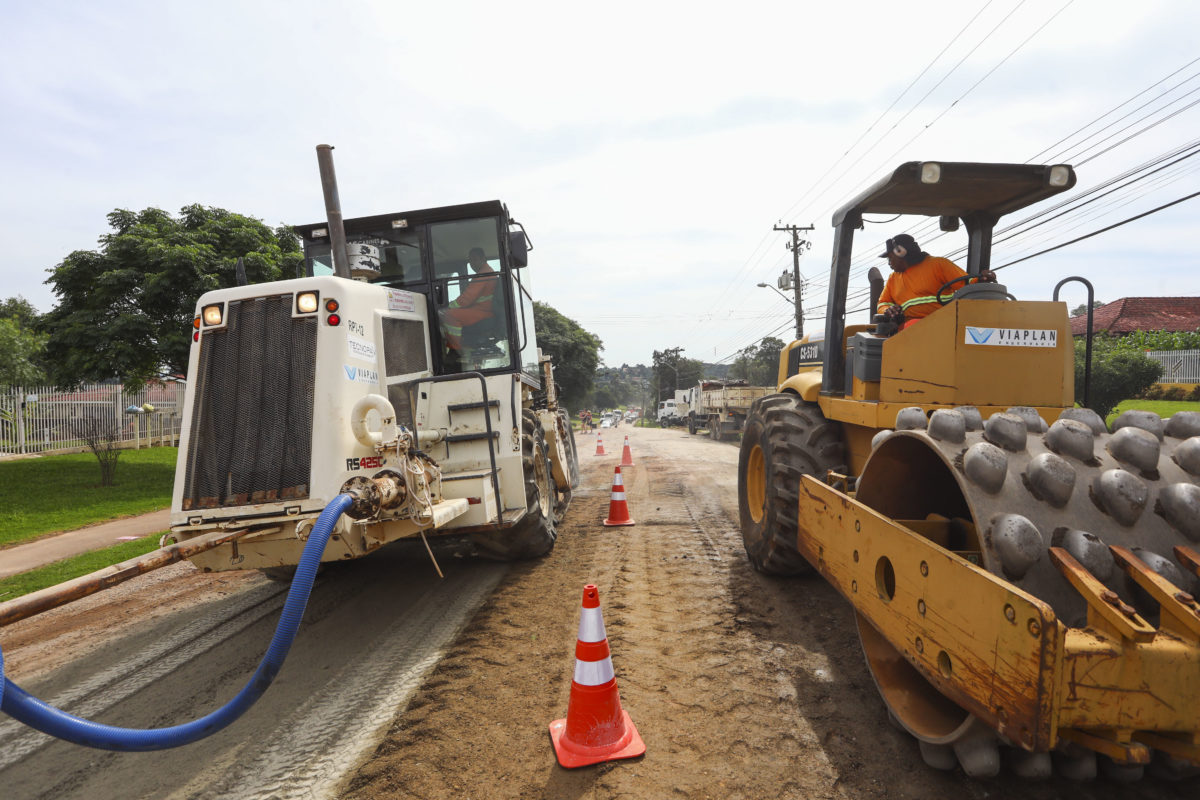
[549,584,645,768]
[619,435,635,467]
[594,435,606,456]
[602,466,635,527]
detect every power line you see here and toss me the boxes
[995,187,1200,270]
[690,9,1198,366]
[1027,55,1200,163]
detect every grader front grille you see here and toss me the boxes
[182,294,317,510]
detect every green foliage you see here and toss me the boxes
[1069,300,1104,317]
[0,447,176,546]
[1099,330,1200,351]
[0,295,47,385]
[592,384,619,410]
[1075,337,1163,420]
[0,533,161,600]
[41,206,303,390]
[729,336,784,387]
[533,301,603,412]
[0,318,47,386]
[0,296,42,330]
[651,347,703,400]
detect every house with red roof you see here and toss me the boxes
[1070,297,1200,336]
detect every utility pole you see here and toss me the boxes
[772,223,814,339]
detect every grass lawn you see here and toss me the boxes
[0,533,161,602]
[0,447,177,548]
[1106,399,1200,427]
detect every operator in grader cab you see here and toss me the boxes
[440,246,499,369]
[875,233,996,329]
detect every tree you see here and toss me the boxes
[729,336,785,386]
[1075,336,1163,420]
[41,206,303,390]
[1070,300,1104,317]
[0,319,46,385]
[651,348,703,400]
[0,295,47,385]
[533,301,603,412]
[73,414,124,486]
[0,296,41,330]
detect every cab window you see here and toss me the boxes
[429,217,503,279]
[376,230,423,285]
[436,269,512,374]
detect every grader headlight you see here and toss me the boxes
[296,291,319,314]
[201,304,224,326]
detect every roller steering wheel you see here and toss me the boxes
[935,274,1016,305]
[936,274,974,305]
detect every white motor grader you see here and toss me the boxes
[170,146,579,575]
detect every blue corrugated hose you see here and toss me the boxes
[0,493,353,751]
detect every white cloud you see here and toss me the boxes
[2,0,1198,367]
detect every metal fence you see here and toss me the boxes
[1145,350,1200,385]
[0,381,186,457]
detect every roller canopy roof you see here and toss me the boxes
[831,162,1076,226]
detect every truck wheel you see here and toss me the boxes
[472,409,557,560]
[687,414,697,435]
[709,417,722,441]
[739,394,845,575]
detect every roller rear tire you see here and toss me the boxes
[738,394,845,575]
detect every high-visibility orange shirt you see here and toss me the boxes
[876,256,969,321]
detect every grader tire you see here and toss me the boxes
[739,393,845,576]
[551,408,579,524]
[471,409,557,560]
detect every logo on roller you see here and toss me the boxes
[966,327,995,344]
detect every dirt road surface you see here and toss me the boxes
[2,425,1197,798]
[339,426,1195,800]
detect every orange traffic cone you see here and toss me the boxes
[594,435,606,456]
[619,435,635,467]
[549,584,645,768]
[602,466,635,527]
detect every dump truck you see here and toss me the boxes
[683,380,772,440]
[738,161,1200,780]
[170,146,579,575]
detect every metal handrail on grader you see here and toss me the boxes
[738,161,1200,780]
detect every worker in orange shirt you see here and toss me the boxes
[441,247,499,351]
[876,234,996,328]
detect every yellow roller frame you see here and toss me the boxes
[797,476,1200,763]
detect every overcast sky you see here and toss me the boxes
[3,0,1198,367]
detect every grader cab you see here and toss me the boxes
[739,162,1200,779]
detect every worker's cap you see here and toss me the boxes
[879,234,919,260]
